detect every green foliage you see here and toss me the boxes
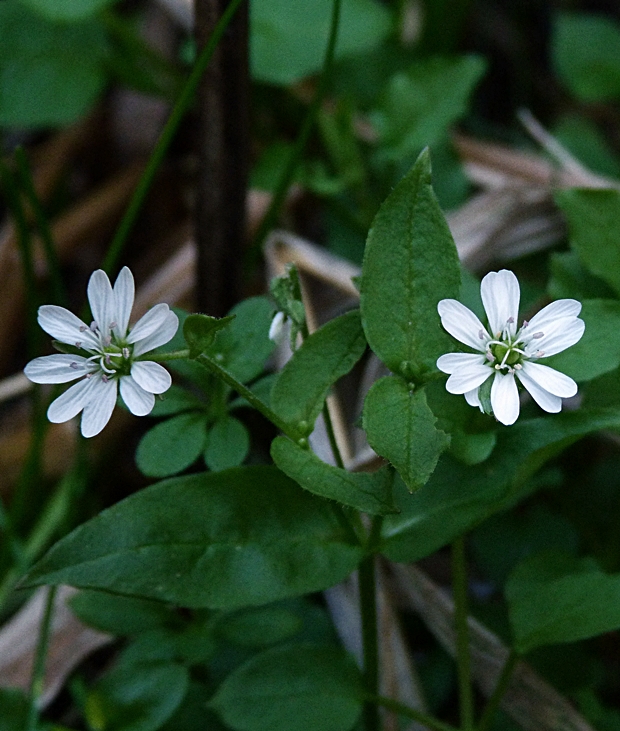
[70,590,177,635]
[149,385,205,418]
[0,690,29,731]
[556,188,620,297]
[363,377,450,492]
[136,412,207,478]
[360,149,461,378]
[553,114,620,179]
[0,1,108,127]
[216,606,302,648]
[271,436,397,514]
[251,0,391,85]
[553,13,620,102]
[506,550,620,653]
[271,310,366,432]
[183,314,235,359]
[26,466,363,608]
[209,643,363,731]
[17,0,117,21]
[204,417,250,472]
[370,55,486,161]
[548,251,615,302]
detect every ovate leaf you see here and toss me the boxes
[363,377,449,492]
[136,413,207,478]
[204,417,250,472]
[271,311,366,432]
[271,436,397,515]
[209,643,363,731]
[25,466,363,609]
[360,149,460,378]
[183,314,235,358]
[17,0,117,21]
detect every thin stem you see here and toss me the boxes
[476,650,519,731]
[453,535,474,731]
[25,586,57,731]
[368,694,459,731]
[359,552,379,731]
[101,0,245,275]
[137,348,191,362]
[322,402,345,469]
[196,353,302,440]
[249,0,342,259]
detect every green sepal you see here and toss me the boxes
[183,314,235,358]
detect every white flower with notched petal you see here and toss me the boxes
[24,267,179,437]
[436,269,585,426]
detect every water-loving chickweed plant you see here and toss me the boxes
[13,147,620,731]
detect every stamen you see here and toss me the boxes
[522,319,529,327]
[75,341,82,348]
[109,321,117,329]
[507,317,514,324]
[79,325,88,332]
[90,321,98,332]
[514,363,523,370]
[532,332,544,339]
[69,362,80,370]
[102,374,109,383]
[486,351,494,362]
[103,335,112,346]
[122,347,130,359]
[478,329,485,340]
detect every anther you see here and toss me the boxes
[104,335,112,346]
[79,325,88,332]
[122,347,130,358]
[75,341,82,348]
[109,321,117,329]
[70,362,80,369]
[90,321,98,332]
[486,351,494,361]
[102,374,109,383]
[514,363,523,370]
[507,317,514,324]
[494,364,501,370]
[105,354,111,364]
[532,332,544,339]
[478,329,485,340]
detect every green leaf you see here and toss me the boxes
[209,643,363,731]
[136,413,207,478]
[0,1,107,127]
[271,311,366,432]
[183,314,235,359]
[363,377,449,492]
[204,417,250,472]
[150,385,205,418]
[553,13,620,102]
[217,606,302,648]
[251,0,391,86]
[506,550,620,653]
[449,429,496,466]
[0,689,29,731]
[371,56,486,160]
[87,658,188,731]
[556,188,620,297]
[381,408,620,563]
[360,149,461,378]
[17,0,117,21]
[548,250,615,302]
[69,590,176,636]
[545,299,620,382]
[25,466,363,608]
[206,297,276,383]
[271,436,397,515]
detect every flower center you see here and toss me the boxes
[76,321,134,380]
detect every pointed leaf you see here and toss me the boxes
[360,148,460,379]
[183,314,235,358]
[25,466,363,609]
[271,436,397,515]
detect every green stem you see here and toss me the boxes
[453,535,474,731]
[101,0,245,275]
[196,353,301,440]
[368,694,459,731]
[359,552,379,731]
[476,650,518,731]
[25,585,57,731]
[249,0,342,259]
[137,348,191,362]
[322,402,345,469]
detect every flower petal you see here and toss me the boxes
[127,304,171,344]
[523,316,585,358]
[87,269,115,335]
[525,299,582,332]
[437,300,489,350]
[113,266,135,338]
[24,354,91,384]
[440,354,492,394]
[517,368,563,414]
[131,311,179,356]
[464,387,482,409]
[130,361,172,394]
[47,375,100,423]
[519,361,578,398]
[481,270,520,338]
[490,371,520,425]
[80,378,118,437]
[37,305,98,349]
[120,376,155,416]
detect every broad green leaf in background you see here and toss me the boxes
[206,296,276,383]
[553,13,620,102]
[204,416,250,472]
[17,0,117,21]
[209,643,363,731]
[271,310,366,432]
[0,1,107,127]
[251,0,391,85]
[553,114,620,179]
[548,251,616,302]
[0,689,29,731]
[363,377,449,492]
[216,605,302,648]
[381,408,620,563]
[136,412,207,478]
[70,590,177,636]
[149,385,205,418]
[360,149,461,378]
[25,466,363,608]
[556,189,620,296]
[545,299,620,382]
[371,55,486,160]
[183,314,235,359]
[271,436,397,515]
[86,656,189,731]
[506,550,620,653]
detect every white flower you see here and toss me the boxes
[268,311,287,344]
[24,267,179,437]
[436,269,585,426]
